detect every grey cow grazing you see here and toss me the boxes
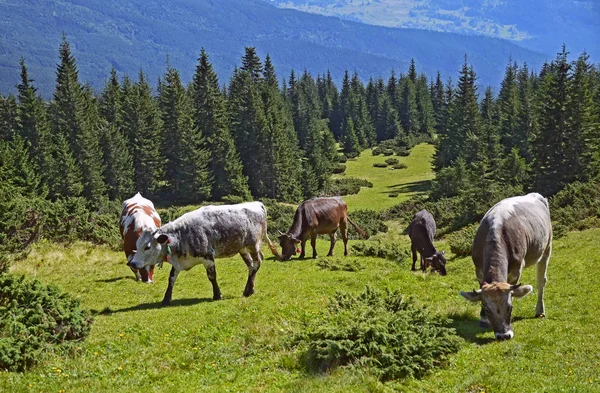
[407,209,447,275]
[460,193,552,340]
[129,202,281,305]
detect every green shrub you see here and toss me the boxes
[550,181,600,237]
[389,192,399,198]
[373,162,388,168]
[385,158,399,166]
[345,151,359,159]
[332,164,346,174]
[446,223,478,257]
[221,194,247,205]
[321,178,373,197]
[0,274,93,371]
[347,210,388,239]
[261,199,296,236]
[351,240,410,262]
[338,155,348,163]
[289,286,463,381]
[372,147,382,156]
[382,149,395,156]
[317,258,364,272]
[392,163,407,169]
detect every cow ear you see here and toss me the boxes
[441,250,446,256]
[512,284,533,298]
[425,256,433,261]
[156,234,169,244]
[460,290,481,302]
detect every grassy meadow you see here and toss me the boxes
[2,144,600,392]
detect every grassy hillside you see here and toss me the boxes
[2,145,599,392]
[0,0,548,97]
[336,143,435,212]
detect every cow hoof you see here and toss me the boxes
[411,267,417,271]
[243,289,255,297]
[213,294,222,301]
[144,280,154,284]
[327,253,334,257]
[536,313,546,319]
[161,300,171,307]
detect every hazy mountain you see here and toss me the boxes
[264,0,599,57]
[0,0,550,97]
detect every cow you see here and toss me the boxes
[459,193,552,340]
[120,192,161,283]
[278,196,366,261]
[407,209,447,275]
[128,202,281,306]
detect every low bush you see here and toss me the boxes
[345,151,359,159]
[392,163,407,170]
[385,158,399,166]
[372,147,382,156]
[446,223,478,257]
[321,178,373,197]
[347,210,388,239]
[389,192,399,198]
[0,274,93,371]
[351,240,410,262]
[331,164,346,174]
[550,181,600,237]
[317,258,364,272]
[338,155,348,163]
[289,285,463,381]
[373,162,388,168]
[382,149,395,156]
[261,199,296,236]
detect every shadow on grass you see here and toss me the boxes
[95,276,135,283]
[512,314,542,323]
[449,313,495,345]
[96,297,213,315]
[383,180,432,196]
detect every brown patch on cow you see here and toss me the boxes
[481,282,512,292]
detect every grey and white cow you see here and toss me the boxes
[129,202,280,306]
[460,193,552,340]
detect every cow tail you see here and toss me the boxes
[347,218,367,238]
[265,234,283,261]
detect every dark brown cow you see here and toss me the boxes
[407,209,447,275]
[120,192,161,283]
[278,197,366,261]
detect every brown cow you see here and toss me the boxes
[120,192,161,283]
[278,197,366,261]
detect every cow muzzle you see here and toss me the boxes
[494,330,514,340]
[128,259,145,270]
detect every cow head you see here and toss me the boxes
[127,251,154,283]
[278,232,301,261]
[129,230,170,270]
[425,251,447,275]
[460,282,533,340]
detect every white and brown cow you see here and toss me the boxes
[460,193,552,340]
[129,202,281,306]
[120,192,161,283]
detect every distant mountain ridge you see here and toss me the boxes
[0,0,551,97]
[264,0,599,58]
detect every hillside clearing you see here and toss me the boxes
[3,144,599,392]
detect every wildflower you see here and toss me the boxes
[118,366,123,371]
[119,334,124,338]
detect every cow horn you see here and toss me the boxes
[265,234,284,261]
[278,230,284,236]
[509,283,522,291]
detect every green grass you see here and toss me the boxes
[3,144,600,392]
[336,143,434,211]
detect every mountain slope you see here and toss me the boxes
[265,0,599,57]
[0,0,549,97]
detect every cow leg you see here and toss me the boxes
[130,266,142,281]
[311,232,318,259]
[241,249,261,297]
[327,231,337,256]
[340,220,349,256]
[162,267,180,306]
[479,307,490,328]
[299,239,307,259]
[536,244,551,317]
[146,265,155,284]
[204,260,222,301]
[411,246,418,271]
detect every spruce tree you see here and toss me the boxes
[192,49,250,201]
[342,116,360,154]
[160,65,210,203]
[416,74,435,136]
[0,94,18,142]
[241,47,263,83]
[516,63,535,162]
[498,60,523,154]
[98,69,135,200]
[399,75,419,135]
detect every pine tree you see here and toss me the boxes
[192,49,250,201]
[498,60,523,154]
[399,75,419,135]
[416,74,435,136]
[160,65,210,203]
[431,72,446,136]
[0,136,41,200]
[376,93,401,142]
[241,47,263,83]
[516,63,535,162]
[350,72,376,147]
[342,116,360,154]
[98,69,135,200]
[0,94,18,142]
[121,71,164,196]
